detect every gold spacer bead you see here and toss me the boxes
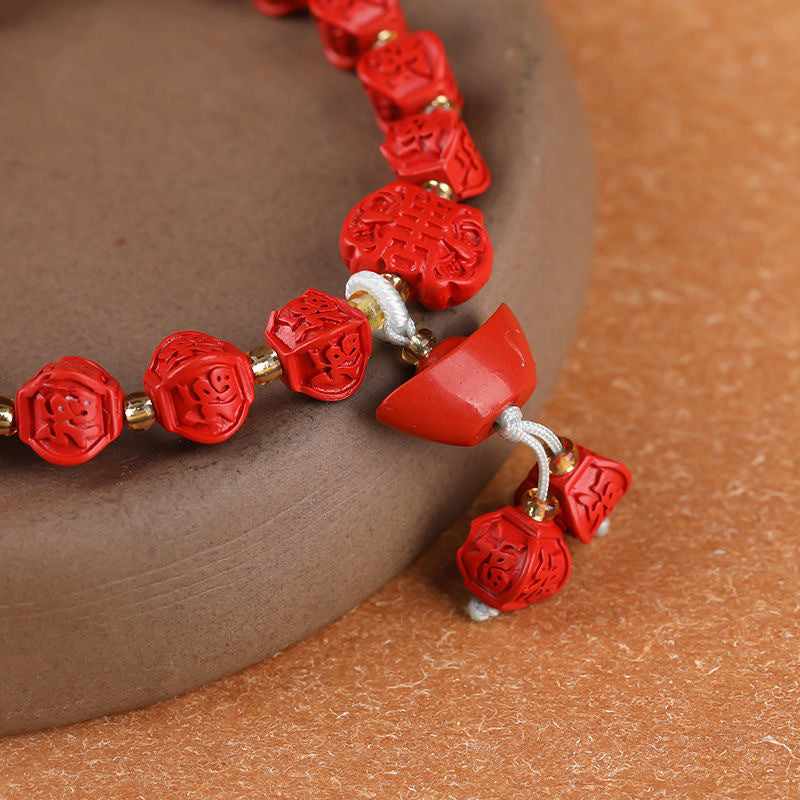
[248,344,283,386]
[348,290,386,331]
[550,437,580,476]
[381,272,411,303]
[401,329,437,366]
[0,396,17,437]
[373,29,400,47]
[521,488,560,522]
[423,95,461,114]
[421,179,456,202]
[124,392,156,431]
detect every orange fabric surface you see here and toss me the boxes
[2,1,799,797]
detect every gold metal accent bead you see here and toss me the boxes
[521,488,560,522]
[401,329,437,366]
[248,344,283,386]
[348,290,386,331]
[423,95,461,114]
[381,273,411,303]
[0,396,17,437]
[550,437,580,476]
[373,29,399,47]
[421,179,456,201]
[124,392,156,431]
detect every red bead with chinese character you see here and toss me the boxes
[309,0,407,70]
[514,445,632,543]
[250,0,308,16]
[381,110,491,200]
[144,332,255,445]
[356,31,463,130]
[376,304,536,445]
[340,181,492,310]
[16,356,124,466]
[265,288,372,401]
[457,506,572,612]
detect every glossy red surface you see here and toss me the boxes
[457,505,572,611]
[381,110,491,200]
[514,445,633,543]
[144,331,255,445]
[15,356,124,466]
[309,0,407,70]
[340,181,492,310]
[376,304,537,445]
[265,289,373,401]
[250,0,308,17]
[356,31,463,130]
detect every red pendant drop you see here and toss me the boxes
[250,0,308,17]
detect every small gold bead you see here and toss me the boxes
[550,437,580,476]
[421,179,456,201]
[373,29,400,47]
[124,392,156,431]
[0,396,17,437]
[423,95,461,114]
[348,290,386,331]
[401,329,437,366]
[521,488,560,522]
[248,344,283,386]
[381,273,411,303]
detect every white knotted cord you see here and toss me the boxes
[494,405,564,501]
[345,271,416,346]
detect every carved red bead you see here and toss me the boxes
[265,289,372,401]
[356,31,463,129]
[376,304,537,445]
[309,0,407,70]
[381,110,491,200]
[514,445,633,543]
[250,0,308,16]
[457,506,572,611]
[15,356,124,466]
[340,181,493,310]
[144,332,255,445]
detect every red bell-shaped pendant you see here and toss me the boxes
[376,304,537,445]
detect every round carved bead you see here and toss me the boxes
[309,0,407,70]
[457,505,572,612]
[340,180,493,310]
[265,289,372,401]
[356,30,463,130]
[143,331,255,445]
[15,356,124,465]
[250,0,308,17]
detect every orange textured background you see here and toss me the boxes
[2,1,799,797]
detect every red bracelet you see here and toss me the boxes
[2,0,631,620]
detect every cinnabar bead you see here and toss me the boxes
[340,181,492,310]
[250,0,308,16]
[16,356,124,466]
[381,110,491,200]
[309,0,407,70]
[144,332,255,445]
[356,31,463,130]
[457,506,572,612]
[513,445,632,543]
[265,288,372,401]
[376,304,537,446]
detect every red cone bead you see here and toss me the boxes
[144,332,255,445]
[514,445,633,543]
[340,181,493,310]
[457,505,572,612]
[381,110,491,200]
[356,31,463,130]
[376,304,537,445]
[16,356,124,466]
[309,0,407,70]
[250,0,308,16]
[265,288,372,401]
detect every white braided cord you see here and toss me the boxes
[345,271,416,346]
